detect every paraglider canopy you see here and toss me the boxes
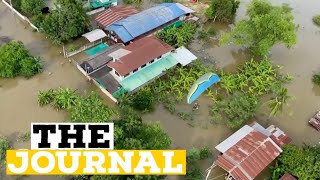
[187,73,220,104]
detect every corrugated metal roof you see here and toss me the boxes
[107,36,173,76]
[215,123,284,180]
[95,6,139,28]
[82,29,107,42]
[106,3,187,43]
[215,125,254,153]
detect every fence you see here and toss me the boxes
[1,0,39,32]
[63,39,102,58]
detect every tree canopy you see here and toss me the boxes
[221,0,297,56]
[205,0,239,23]
[40,0,89,44]
[21,0,44,15]
[271,145,320,179]
[0,41,42,78]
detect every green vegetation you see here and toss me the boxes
[0,135,10,166]
[11,0,22,10]
[131,88,155,112]
[221,0,297,56]
[186,147,212,180]
[0,41,42,78]
[123,0,142,4]
[21,0,44,15]
[212,59,292,128]
[271,145,320,180]
[313,15,320,26]
[198,27,217,39]
[17,132,31,142]
[38,88,114,122]
[211,91,259,128]
[268,87,292,116]
[156,22,197,47]
[205,0,239,23]
[40,0,89,44]
[312,73,320,85]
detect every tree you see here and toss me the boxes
[186,147,212,180]
[271,145,320,180]
[21,0,44,15]
[205,0,239,23]
[40,0,89,44]
[132,89,155,112]
[221,0,297,56]
[0,41,42,78]
[211,91,260,129]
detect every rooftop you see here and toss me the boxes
[95,5,139,28]
[215,122,291,180]
[120,54,178,92]
[107,36,173,76]
[106,3,191,43]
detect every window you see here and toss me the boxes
[141,64,146,68]
[124,73,129,78]
[157,55,162,59]
[133,69,138,73]
[150,59,155,63]
[115,71,120,76]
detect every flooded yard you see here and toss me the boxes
[1,0,320,179]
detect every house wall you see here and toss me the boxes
[110,51,171,83]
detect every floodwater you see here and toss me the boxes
[1,0,320,179]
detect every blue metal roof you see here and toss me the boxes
[106,3,186,43]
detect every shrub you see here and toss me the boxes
[123,0,142,4]
[0,41,43,78]
[211,91,260,129]
[313,15,320,26]
[21,0,44,15]
[131,89,155,112]
[198,27,217,39]
[0,135,10,165]
[31,13,45,27]
[312,73,320,85]
[205,0,239,23]
[156,22,197,47]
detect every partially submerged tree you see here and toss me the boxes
[0,41,42,78]
[221,0,297,56]
[41,0,89,44]
[205,0,239,23]
[211,91,260,129]
[313,15,320,27]
[21,0,44,15]
[271,145,320,179]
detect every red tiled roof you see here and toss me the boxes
[95,6,139,28]
[107,36,173,76]
[280,173,297,180]
[215,130,282,180]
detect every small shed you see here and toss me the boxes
[82,29,107,43]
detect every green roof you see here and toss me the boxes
[119,54,178,93]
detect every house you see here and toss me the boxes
[95,5,139,30]
[105,3,195,44]
[76,36,196,102]
[107,36,173,82]
[215,122,292,180]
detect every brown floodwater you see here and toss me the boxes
[1,0,320,179]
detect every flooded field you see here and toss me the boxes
[1,0,320,179]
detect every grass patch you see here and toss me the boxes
[17,132,31,142]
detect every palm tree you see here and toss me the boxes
[268,87,292,116]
